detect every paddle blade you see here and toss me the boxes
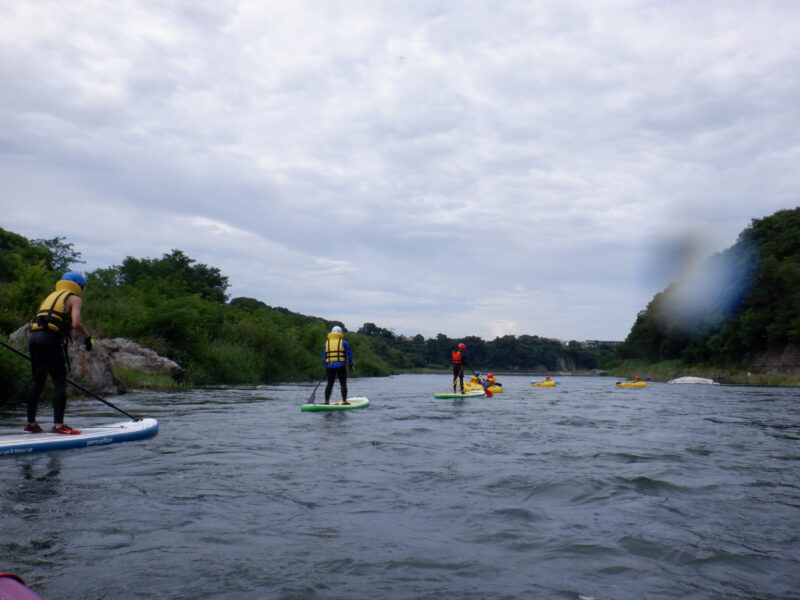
[307,372,326,404]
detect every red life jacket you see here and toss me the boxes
[451,350,463,364]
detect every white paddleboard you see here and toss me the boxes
[0,418,159,456]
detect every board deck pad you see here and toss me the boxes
[434,390,486,399]
[301,396,370,412]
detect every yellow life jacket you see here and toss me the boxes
[30,279,82,336]
[324,332,347,363]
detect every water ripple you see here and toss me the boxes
[2,374,799,600]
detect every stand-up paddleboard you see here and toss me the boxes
[0,418,159,457]
[301,397,369,412]
[434,390,485,399]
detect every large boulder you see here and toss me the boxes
[97,338,186,381]
[68,337,126,395]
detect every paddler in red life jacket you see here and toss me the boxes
[451,342,476,393]
[321,325,354,405]
[25,271,93,435]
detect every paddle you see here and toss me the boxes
[1,340,140,420]
[307,372,327,404]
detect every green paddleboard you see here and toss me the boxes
[434,390,485,399]
[301,396,370,412]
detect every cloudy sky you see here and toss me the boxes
[2,1,798,342]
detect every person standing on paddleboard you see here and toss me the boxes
[451,342,476,394]
[24,272,93,435]
[322,325,354,405]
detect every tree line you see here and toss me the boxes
[0,227,615,402]
[617,207,800,367]
[354,322,615,372]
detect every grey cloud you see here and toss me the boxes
[2,0,798,341]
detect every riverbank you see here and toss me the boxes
[400,363,800,387]
[607,359,800,387]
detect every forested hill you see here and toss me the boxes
[617,207,800,370]
[1,227,615,395]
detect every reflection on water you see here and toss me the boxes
[1,375,799,600]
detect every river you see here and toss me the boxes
[2,374,799,599]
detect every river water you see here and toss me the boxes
[1,374,799,600]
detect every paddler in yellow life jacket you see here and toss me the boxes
[321,325,354,405]
[25,272,93,435]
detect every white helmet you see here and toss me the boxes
[331,326,343,333]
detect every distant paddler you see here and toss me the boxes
[486,373,502,389]
[531,375,556,387]
[616,375,648,388]
[450,342,468,394]
[321,325,354,405]
[450,343,493,397]
[465,373,503,392]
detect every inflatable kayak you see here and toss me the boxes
[301,397,369,412]
[0,418,159,457]
[0,573,45,600]
[616,381,648,388]
[434,390,485,399]
[531,380,556,387]
[463,382,502,393]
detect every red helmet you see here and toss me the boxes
[487,373,494,378]
[457,343,466,349]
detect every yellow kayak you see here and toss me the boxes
[616,381,648,388]
[463,382,503,393]
[531,380,556,387]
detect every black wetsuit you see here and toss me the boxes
[325,367,348,403]
[27,329,69,423]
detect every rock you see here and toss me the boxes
[97,338,186,381]
[68,337,126,395]
[667,376,719,385]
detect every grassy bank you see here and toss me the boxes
[114,368,191,392]
[609,359,800,387]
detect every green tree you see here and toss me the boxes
[619,207,800,366]
[117,249,230,303]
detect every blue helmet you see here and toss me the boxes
[61,271,87,287]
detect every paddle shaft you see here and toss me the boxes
[307,371,327,404]
[0,340,139,421]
